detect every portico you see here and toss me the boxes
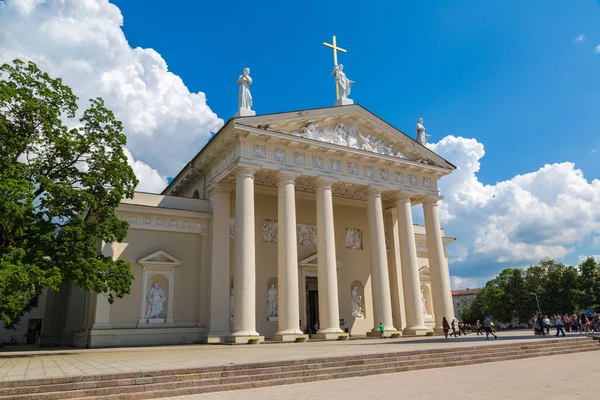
[166,104,457,343]
[57,104,457,348]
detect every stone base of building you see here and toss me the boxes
[433,327,445,335]
[86,326,205,348]
[402,327,429,336]
[227,335,265,344]
[271,330,304,342]
[202,334,229,344]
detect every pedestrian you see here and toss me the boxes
[442,317,450,339]
[476,319,483,335]
[582,313,590,334]
[543,315,551,335]
[314,321,319,334]
[344,321,349,333]
[379,322,385,339]
[554,312,565,337]
[450,319,457,337]
[484,315,497,340]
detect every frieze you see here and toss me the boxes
[297,224,317,246]
[253,144,266,159]
[347,162,358,175]
[380,169,390,181]
[273,148,286,163]
[263,219,278,243]
[394,172,404,184]
[345,228,363,250]
[331,159,341,172]
[290,122,408,160]
[312,156,324,169]
[423,177,432,188]
[294,152,305,165]
[409,175,418,186]
[364,166,374,178]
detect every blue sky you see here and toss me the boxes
[111,0,600,185]
[1,0,600,288]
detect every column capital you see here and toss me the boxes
[422,195,444,206]
[276,170,302,184]
[392,191,415,202]
[234,166,257,179]
[365,186,386,198]
[315,176,337,188]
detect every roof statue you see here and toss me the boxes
[235,67,255,117]
[416,118,430,145]
[323,35,354,106]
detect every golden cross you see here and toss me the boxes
[323,35,347,100]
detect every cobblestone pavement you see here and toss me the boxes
[160,351,600,400]
[0,331,594,381]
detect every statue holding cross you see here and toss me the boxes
[323,35,355,105]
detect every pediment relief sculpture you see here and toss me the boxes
[288,122,434,165]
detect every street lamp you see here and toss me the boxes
[530,293,541,315]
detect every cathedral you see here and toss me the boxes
[39,64,457,347]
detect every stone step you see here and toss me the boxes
[1,340,596,397]
[72,342,600,400]
[0,336,591,392]
[0,339,597,400]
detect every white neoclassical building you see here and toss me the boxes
[40,102,457,347]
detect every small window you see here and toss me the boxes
[192,190,200,199]
[28,296,39,308]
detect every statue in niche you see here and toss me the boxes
[266,284,278,319]
[351,286,364,319]
[331,64,354,99]
[229,285,234,322]
[237,68,253,111]
[416,118,430,145]
[146,281,166,320]
[421,288,431,317]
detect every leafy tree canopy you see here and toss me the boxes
[462,257,600,324]
[0,59,138,328]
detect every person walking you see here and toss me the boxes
[484,315,497,340]
[442,317,450,339]
[344,321,349,334]
[379,322,385,339]
[543,315,551,335]
[476,319,483,335]
[450,319,457,337]
[554,312,565,337]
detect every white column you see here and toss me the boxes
[315,177,342,339]
[206,184,231,340]
[231,167,260,339]
[385,208,407,332]
[423,196,454,332]
[92,242,113,328]
[366,188,396,334]
[273,172,303,341]
[395,193,428,335]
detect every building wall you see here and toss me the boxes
[0,291,47,345]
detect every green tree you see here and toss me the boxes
[576,257,600,310]
[0,59,138,328]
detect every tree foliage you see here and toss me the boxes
[0,59,138,328]
[463,257,600,324]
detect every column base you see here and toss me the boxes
[202,334,229,344]
[227,335,264,344]
[271,331,304,342]
[312,331,343,340]
[433,327,446,335]
[403,326,429,336]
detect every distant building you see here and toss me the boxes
[452,288,482,321]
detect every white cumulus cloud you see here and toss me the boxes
[578,254,600,263]
[428,136,600,277]
[574,34,585,43]
[0,0,223,189]
[595,45,600,54]
[450,276,485,290]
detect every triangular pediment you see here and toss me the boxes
[234,104,454,170]
[137,250,182,267]
[299,253,343,268]
[419,266,431,276]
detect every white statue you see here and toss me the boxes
[357,132,375,152]
[333,123,348,146]
[346,124,359,148]
[237,68,253,111]
[351,286,364,319]
[331,64,354,99]
[416,118,430,145]
[229,286,234,322]
[266,284,278,319]
[421,288,430,317]
[145,281,166,319]
[298,123,317,139]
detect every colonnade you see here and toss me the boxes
[206,167,454,342]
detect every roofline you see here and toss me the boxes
[162,103,456,194]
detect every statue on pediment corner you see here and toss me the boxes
[416,118,430,145]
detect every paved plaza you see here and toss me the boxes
[0,331,595,382]
[161,351,600,400]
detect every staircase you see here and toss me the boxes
[0,337,597,400]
